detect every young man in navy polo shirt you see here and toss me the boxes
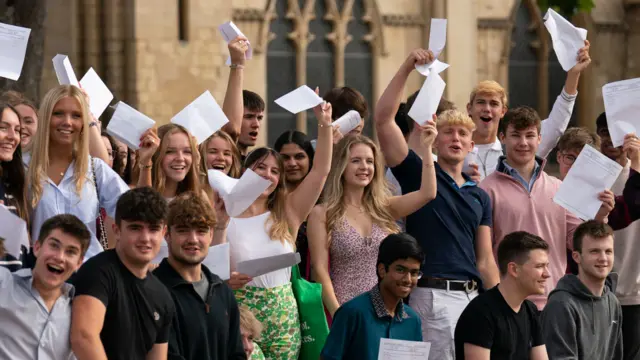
[321,233,424,360]
[374,49,500,360]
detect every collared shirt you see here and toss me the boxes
[501,158,542,192]
[0,267,75,360]
[321,285,422,360]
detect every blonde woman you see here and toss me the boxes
[198,130,242,204]
[308,120,437,317]
[26,85,156,259]
[222,99,333,360]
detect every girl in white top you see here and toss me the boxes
[224,98,333,360]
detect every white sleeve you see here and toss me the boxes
[93,158,130,219]
[537,88,577,159]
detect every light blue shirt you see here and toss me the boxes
[501,158,541,193]
[0,268,76,360]
[25,154,129,260]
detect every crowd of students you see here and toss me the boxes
[0,28,638,360]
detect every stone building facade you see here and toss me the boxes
[39,0,640,147]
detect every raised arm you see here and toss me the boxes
[387,118,437,218]
[135,128,160,188]
[286,96,333,230]
[374,49,434,167]
[70,295,108,360]
[308,205,341,316]
[221,36,248,140]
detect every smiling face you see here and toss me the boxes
[32,229,84,291]
[597,127,623,161]
[514,249,550,296]
[239,109,264,149]
[114,220,166,265]
[250,153,280,198]
[574,235,614,283]
[342,143,375,188]
[279,143,310,185]
[557,148,580,180]
[49,96,83,147]
[378,258,421,299]
[500,124,541,168]
[14,104,37,149]
[434,124,474,163]
[0,108,21,162]
[161,131,193,184]
[467,93,506,141]
[166,225,212,266]
[206,135,234,175]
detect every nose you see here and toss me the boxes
[252,119,260,129]
[542,267,551,279]
[284,158,296,167]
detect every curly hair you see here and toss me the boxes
[167,191,216,230]
[115,187,168,225]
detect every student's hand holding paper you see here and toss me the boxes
[137,127,159,166]
[594,189,616,223]
[213,191,230,229]
[568,40,591,74]
[228,271,253,290]
[624,133,640,171]
[228,36,249,66]
[402,49,435,75]
[312,88,333,127]
[465,163,482,183]
[419,115,438,147]
[332,125,343,144]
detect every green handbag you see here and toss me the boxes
[291,265,329,360]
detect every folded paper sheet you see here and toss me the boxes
[202,243,231,280]
[106,102,156,151]
[236,252,301,278]
[378,338,431,360]
[208,169,271,217]
[274,85,324,114]
[407,71,446,125]
[0,22,31,81]
[332,110,362,135]
[171,91,229,145]
[415,18,448,76]
[543,8,587,71]
[79,68,114,119]
[52,54,79,87]
[415,59,450,77]
[603,78,640,147]
[218,21,252,65]
[554,145,622,220]
[0,204,30,260]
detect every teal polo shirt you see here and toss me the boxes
[321,285,423,360]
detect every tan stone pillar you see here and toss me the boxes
[572,12,597,130]
[625,0,640,79]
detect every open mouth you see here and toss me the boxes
[480,116,492,123]
[47,264,64,275]
[249,131,258,138]
[58,129,73,135]
[0,143,14,151]
[450,145,462,151]
[170,165,186,171]
[211,163,226,170]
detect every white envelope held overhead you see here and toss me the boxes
[106,102,156,151]
[0,22,31,81]
[407,71,446,126]
[237,252,301,278]
[602,78,640,147]
[202,243,231,280]
[52,54,79,87]
[218,21,253,65]
[171,91,229,145]
[274,85,324,114]
[378,338,431,360]
[543,8,587,72]
[79,68,114,119]
[0,204,30,260]
[415,18,448,76]
[208,169,272,217]
[554,145,623,220]
[332,110,362,135]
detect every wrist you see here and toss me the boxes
[230,63,245,70]
[89,121,99,128]
[139,162,152,170]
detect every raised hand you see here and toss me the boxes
[402,49,435,73]
[569,40,591,74]
[228,272,253,290]
[594,189,615,223]
[228,36,249,66]
[419,115,438,147]
[213,191,230,230]
[623,133,640,170]
[312,87,333,127]
[466,163,481,183]
[137,128,160,167]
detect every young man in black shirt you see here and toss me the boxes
[70,187,175,360]
[153,191,245,360]
[455,231,549,359]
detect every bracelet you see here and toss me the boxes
[318,123,330,128]
[230,64,244,69]
[89,121,99,128]
[214,226,226,231]
[139,163,152,170]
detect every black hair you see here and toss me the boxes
[38,214,92,255]
[0,103,29,223]
[273,130,315,164]
[243,90,265,112]
[395,102,411,138]
[101,130,122,172]
[115,187,168,226]
[497,231,548,275]
[596,112,608,131]
[376,233,424,280]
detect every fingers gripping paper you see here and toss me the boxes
[415,19,449,76]
[207,169,271,217]
[106,102,156,151]
[274,85,324,114]
[543,8,587,72]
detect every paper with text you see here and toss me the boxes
[208,169,271,217]
[0,204,30,260]
[274,85,324,114]
[603,78,640,147]
[171,91,229,145]
[332,110,361,135]
[407,71,446,125]
[218,21,252,65]
[106,102,156,151]
[415,18,448,76]
[202,243,231,280]
[79,68,113,119]
[543,8,587,71]
[554,145,622,220]
[0,22,30,81]
[378,339,431,360]
[52,54,79,87]
[237,252,301,278]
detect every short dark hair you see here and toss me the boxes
[395,102,412,137]
[37,214,91,255]
[243,90,265,113]
[376,233,424,280]
[274,130,315,164]
[573,220,614,253]
[168,191,216,230]
[497,231,548,275]
[501,106,541,135]
[115,187,168,226]
[323,86,368,120]
[596,112,608,131]
[557,127,601,153]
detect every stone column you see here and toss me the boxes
[444,0,478,108]
[625,0,640,79]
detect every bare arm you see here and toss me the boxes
[88,122,110,163]
[70,295,108,360]
[146,343,169,360]
[530,346,549,360]
[308,205,341,316]
[135,128,159,188]
[475,225,500,289]
[463,343,491,360]
[221,36,248,140]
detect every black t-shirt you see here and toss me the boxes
[72,249,176,360]
[454,286,543,359]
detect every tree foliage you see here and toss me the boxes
[538,0,596,17]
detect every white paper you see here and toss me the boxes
[603,78,640,147]
[463,147,478,174]
[106,102,156,151]
[171,91,229,145]
[378,338,431,360]
[236,252,301,278]
[332,110,361,135]
[0,204,30,259]
[202,243,230,280]
[208,169,271,217]
[407,72,446,125]
[543,8,587,72]
[415,59,450,77]
[274,85,324,114]
[79,68,113,119]
[52,54,79,87]
[554,145,623,220]
[415,19,448,76]
[218,21,252,65]
[0,22,30,81]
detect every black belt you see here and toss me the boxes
[417,277,478,293]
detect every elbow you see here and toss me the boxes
[70,328,95,354]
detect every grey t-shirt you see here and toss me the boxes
[192,275,209,301]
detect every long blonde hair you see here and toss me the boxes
[244,147,294,246]
[199,130,242,178]
[323,135,399,245]
[28,85,91,207]
[152,124,201,197]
